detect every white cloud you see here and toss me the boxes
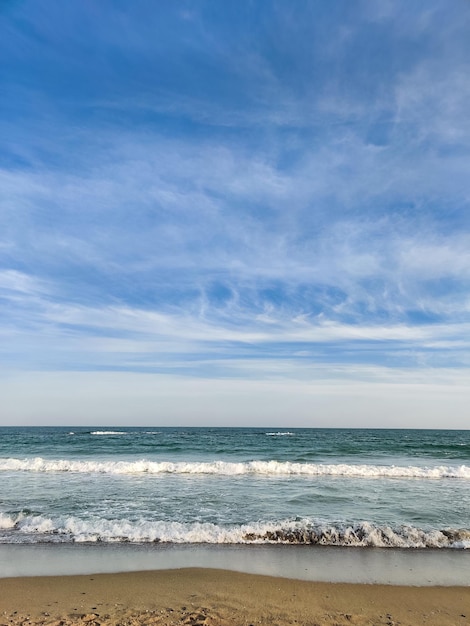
[398,236,470,280]
[0,270,47,294]
[395,66,470,146]
[2,277,470,377]
[1,0,470,426]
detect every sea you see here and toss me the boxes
[1,426,469,583]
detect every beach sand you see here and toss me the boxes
[1,568,469,626]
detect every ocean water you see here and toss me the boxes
[1,427,470,549]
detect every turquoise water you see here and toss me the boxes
[1,427,469,548]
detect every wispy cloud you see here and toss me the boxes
[1,1,469,425]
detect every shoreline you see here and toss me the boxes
[1,542,469,586]
[1,567,469,626]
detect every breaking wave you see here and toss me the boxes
[1,513,469,548]
[90,431,126,435]
[1,457,469,479]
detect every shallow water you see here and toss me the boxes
[0,543,469,586]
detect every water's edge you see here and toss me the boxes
[0,543,468,586]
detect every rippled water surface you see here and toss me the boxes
[1,427,469,548]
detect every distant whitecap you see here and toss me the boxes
[90,431,126,435]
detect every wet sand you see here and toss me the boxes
[1,568,469,626]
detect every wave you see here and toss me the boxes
[1,513,469,548]
[90,431,126,435]
[1,457,470,479]
[266,432,294,436]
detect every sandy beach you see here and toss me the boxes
[1,568,469,626]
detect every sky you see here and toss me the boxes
[1,0,470,427]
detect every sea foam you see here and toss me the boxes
[1,457,469,479]
[1,512,469,548]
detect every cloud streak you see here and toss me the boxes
[1,1,469,425]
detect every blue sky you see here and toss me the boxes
[1,0,470,426]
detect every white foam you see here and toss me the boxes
[1,457,469,479]
[1,513,469,548]
[90,431,126,435]
[266,432,294,436]
[0,513,20,530]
